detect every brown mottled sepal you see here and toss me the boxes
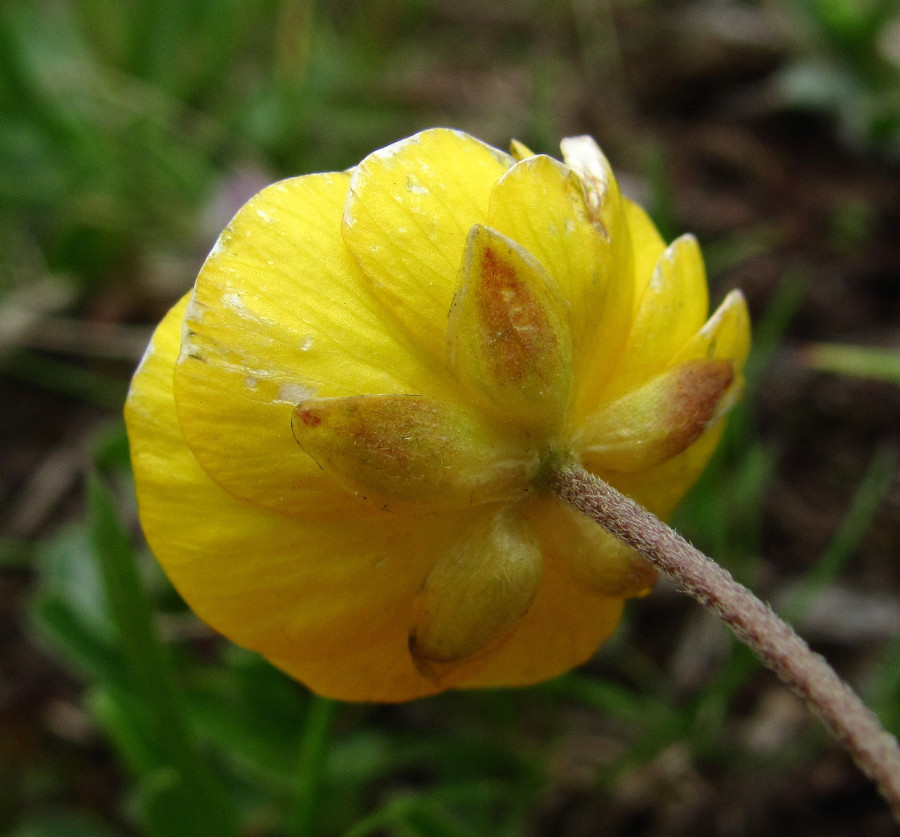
[292,394,526,509]
[578,359,738,472]
[447,224,573,432]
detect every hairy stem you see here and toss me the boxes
[548,462,900,821]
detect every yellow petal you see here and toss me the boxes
[623,198,666,303]
[342,129,513,359]
[530,496,657,597]
[409,505,543,676]
[672,288,751,369]
[579,359,736,473]
[125,297,470,678]
[509,139,536,160]
[276,504,630,697]
[173,171,446,519]
[606,234,710,400]
[269,626,491,703]
[447,224,572,430]
[291,393,528,510]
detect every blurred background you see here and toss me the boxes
[1,0,900,835]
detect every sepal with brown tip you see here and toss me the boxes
[578,359,738,473]
[292,394,528,509]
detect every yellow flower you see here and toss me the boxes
[125,129,750,702]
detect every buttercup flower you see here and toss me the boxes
[125,129,750,702]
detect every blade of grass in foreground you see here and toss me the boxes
[784,447,897,622]
[290,693,336,837]
[87,471,237,837]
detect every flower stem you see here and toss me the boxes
[548,461,900,822]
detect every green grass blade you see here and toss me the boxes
[291,694,336,836]
[31,595,128,688]
[3,350,128,408]
[784,447,897,622]
[87,685,166,776]
[0,537,32,568]
[868,631,900,735]
[9,811,124,837]
[86,471,238,837]
[801,343,900,385]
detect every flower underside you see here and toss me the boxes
[125,129,750,701]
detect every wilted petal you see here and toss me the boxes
[486,155,632,370]
[559,136,623,239]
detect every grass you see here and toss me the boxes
[4,1,900,835]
